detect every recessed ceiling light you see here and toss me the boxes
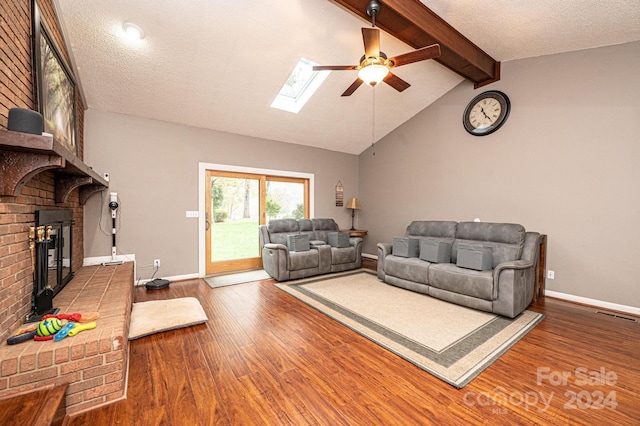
[122,22,144,40]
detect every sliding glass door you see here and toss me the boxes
[205,170,309,275]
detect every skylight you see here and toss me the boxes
[271,58,330,114]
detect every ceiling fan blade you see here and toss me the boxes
[341,78,364,97]
[312,65,358,71]
[388,44,441,67]
[362,27,380,58]
[383,72,411,92]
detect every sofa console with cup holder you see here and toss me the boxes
[377,221,542,318]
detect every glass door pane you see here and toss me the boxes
[211,176,259,261]
[206,171,263,274]
[265,178,308,221]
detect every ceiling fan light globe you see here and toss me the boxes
[358,64,389,86]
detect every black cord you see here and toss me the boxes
[116,194,122,233]
[98,191,111,237]
[149,265,159,281]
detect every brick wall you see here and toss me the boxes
[0,263,132,414]
[0,0,86,342]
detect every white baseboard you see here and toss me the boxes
[83,256,197,286]
[137,273,199,286]
[84,255,137,284]
[361,253,378,260]
[83,254,136,266]
[545,290,640,317]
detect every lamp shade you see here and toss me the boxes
[357,64,389,86]
[346,198,360,210]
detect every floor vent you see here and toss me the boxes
[595,310,639,323]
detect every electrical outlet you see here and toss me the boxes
[154,259,160,268]
[547,270,555,279]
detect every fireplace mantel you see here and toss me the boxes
[0,129,108,204]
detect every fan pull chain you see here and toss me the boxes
[371,87,376,156]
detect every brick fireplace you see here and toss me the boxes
[0,0,87,342]
[0,0,128,415]
[0,262,133,413]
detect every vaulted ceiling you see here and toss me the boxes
[53,0,640,154]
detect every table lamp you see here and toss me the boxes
[346,198,360,231]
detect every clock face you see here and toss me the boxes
[463,91,510,136]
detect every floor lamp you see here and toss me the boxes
[346,198,360,231]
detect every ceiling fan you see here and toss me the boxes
[313,0,441,96]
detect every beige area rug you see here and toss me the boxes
[128,297,208,340]
[204,269,272,289]
[276,270,544,388]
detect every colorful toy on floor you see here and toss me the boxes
[36,318,62,337]
[79,312,100,322]
[68,321,97,337]
[34,334,54,341]
[42,311,100,323]
[20,313,100,342]
[6,324,38,345]
[53,322,76,342]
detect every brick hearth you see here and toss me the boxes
[0,262,133,414]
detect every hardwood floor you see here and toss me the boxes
[67,275,640,425]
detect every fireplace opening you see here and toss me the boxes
[27,209,74,322]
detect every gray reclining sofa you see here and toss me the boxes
[377,221,541,318]
[259,218,362,281]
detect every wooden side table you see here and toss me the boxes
[534,234,547,301]
[341,229,368,237]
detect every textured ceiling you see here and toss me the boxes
[54,0,640,155]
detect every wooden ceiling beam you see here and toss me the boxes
[331,0,500,88]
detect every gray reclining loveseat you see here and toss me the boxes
[259,218,362,281]
[377,221,542,318]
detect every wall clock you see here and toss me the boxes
[463,90,511,136]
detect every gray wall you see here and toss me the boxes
[83,110,359,279]
[83,41,639,308]
[358,41,640,308]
